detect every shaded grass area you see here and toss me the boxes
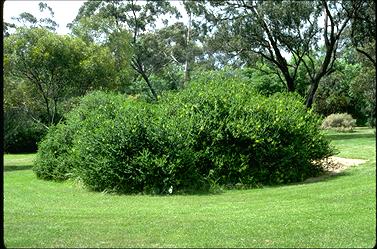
[323,126,376,140]
[3,153,36,172]
[3,128,376,248]
[326,132,375,140]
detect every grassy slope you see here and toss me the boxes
[3,128,376,248]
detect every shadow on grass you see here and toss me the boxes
[298,171,352,185]
[326,133,376,140]
[3,165,33,172]
[240,170,353,190]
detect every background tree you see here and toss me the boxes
[347,0,376,68]
[4,27,119,126]
[197,0,362,108]
[302,0,362,107]
[72,0,179,101]
[70,15,134,92]
[9,2,58,32]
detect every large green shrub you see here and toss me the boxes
[34,91,198,193]
[34,78,334,194]
[160,78,333,186]
[33,123,76,181]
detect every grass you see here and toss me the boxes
[3,153,36,171]
[3,128,376,248]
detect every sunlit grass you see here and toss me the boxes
[3,128,376,248]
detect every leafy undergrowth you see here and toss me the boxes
[3,128,376,248]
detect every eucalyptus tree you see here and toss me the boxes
[347,0,376,68]
[198,0,363,108]
[72,0,179,101]
[69,14,134,91]
[4,27,118,126]
[146,21,204,89]
[9,2,58,32]
[303,0,363,107]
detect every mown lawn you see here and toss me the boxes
[3,128,376,248]
[3,153,36,171]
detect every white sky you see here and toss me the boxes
[3,0,188,35]
[3,0,88,34]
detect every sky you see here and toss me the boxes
[3,0,188,35]
[3,0,88,34]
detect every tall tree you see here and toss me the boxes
[146,21,204,90]
[303,0,363,107]
[69,14,134,91]
[72,0,179,101]
[4,27,118,126]
[347,0,376,68]
[198,0,362,108]
[9,2,58,32]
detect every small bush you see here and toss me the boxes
[321,113,356,132]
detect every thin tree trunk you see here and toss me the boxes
[183,11,192,88]
[305,79,320,108]
[132,58,158,101]
[140,71,158,101]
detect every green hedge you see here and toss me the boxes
[34,78,334,194]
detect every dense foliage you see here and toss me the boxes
[4,1,375,154]
[3,27,129,153]
[34,76,334,194]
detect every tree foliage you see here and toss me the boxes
[195,0,364,108]
[347,0,376,67]
[4,0,375,155]
[71,0,180,101]
[4,27,119,126]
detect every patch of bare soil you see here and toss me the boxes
[305,156,367,183]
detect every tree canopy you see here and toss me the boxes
[3,0,376,153]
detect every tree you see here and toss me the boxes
[139,21,204,90]
[198,0,363,108]
[303,0,363,108]
[4,27,119,126]
[9,2,58,32]
[69,14,135,92]
[347,0,376,68]
[313,59,363,119]
[72,0,179,101]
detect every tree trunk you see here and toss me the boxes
[183,12,192,88]
[284,74,295,92]
[140,71,158,101]
[305,79,320,108]
[132,57,158,101]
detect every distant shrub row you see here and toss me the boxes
[34,77,334,194]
